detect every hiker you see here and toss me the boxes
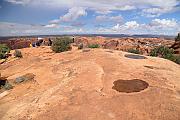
[30,43,32,47]
[48,38,52,46]
[32,42,36,47]
[36,41,40,46]
[72,35,75,43]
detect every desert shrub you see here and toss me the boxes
[2,82,13,90]
[175,33,180,41]
[150,46,180,64]
[88,44,100,48]
[15,73,35,84]
[128,48,140,54]
[14,49,23,58]
[0,44,10,59]
[51,37,73,53]
[174,56,180,64]
[163,54,180,65]
[150,46,174,57]
[78,43,83,49]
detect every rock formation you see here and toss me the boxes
[171,41,180,55]
[0,46,180,120]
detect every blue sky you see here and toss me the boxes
[0,0,180,36]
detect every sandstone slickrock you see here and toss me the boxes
[0,46,180,120]
[74,37,174,55]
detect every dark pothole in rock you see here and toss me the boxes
[106,50,114,53]
[124,54,147,59]
[112,79,149,93]
[144,65,155,69]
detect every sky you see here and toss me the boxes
[0,0,180,36]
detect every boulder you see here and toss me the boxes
[103,40,119,49]
[15,73,35,84]
[171,41,180,55]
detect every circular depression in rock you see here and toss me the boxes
[124,54,147,59]
[112,79,149,93]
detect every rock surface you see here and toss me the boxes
[0,36,174,55]
[0,46,180,120]
[74,37,174,55]
[171,41,180,55]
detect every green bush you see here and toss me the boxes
[2,82,13,90]
[88,44,100,48]
[14,49,23,58]
[150,46,180,64]
[169,55,180,64]
[0,44,10,59]
[128,48,140,54]
[175,33,180,41]
[174,56,180,64]
[51,37,74,53]
[150,46,174,57]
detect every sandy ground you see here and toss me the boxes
[0,46,180,120]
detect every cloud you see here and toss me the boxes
[0,22,47,36]
[44,23,59,28]
[125,21,139,29]
[116,5,136,11]
[4,0,31,5]
[96,15,123,23]
[112,21,139,31]
[5,0,180,16]
[150,19,177,28]
[0,22,85,36]
[142,7,177,17]
[110,19,179,35]
[60,7,87,22]
[49,19,60,24]
[49,7,87,25]
[70,22,86,27]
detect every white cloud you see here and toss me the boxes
[112,21,139,31]
[96,15,123,23]
[110,19,179,35]
[94,9,112,14]
[0,22,47,36]
[116,5,136,11]
[5,0,180,16]
[125,21,139,29]
[60,7,87,22]
[150,19,177,28]
[44,23,59,28]
[49,19,60,24]
[0,20,179,36]
[70,22,85,27]
[112,24,121,31]
[49,7,87,24]
[5,0,31,5]
[0,22,85,36]
[142,7,176,17]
